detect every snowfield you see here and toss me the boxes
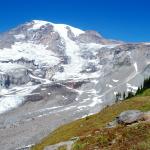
[0,84,39,114]
[0,42,60,66]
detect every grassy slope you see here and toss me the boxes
[32,94,150,150]
[72,122,150,150]
[140,89,150,96]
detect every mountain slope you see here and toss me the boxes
[0,20,150,150]
[0,20,120,114]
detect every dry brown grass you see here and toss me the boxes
[72,122,150,150]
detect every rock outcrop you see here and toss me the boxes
[116,110,143,125]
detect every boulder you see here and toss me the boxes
[25,93,43,102]
[116,110,143,125]
[142,111,150,121]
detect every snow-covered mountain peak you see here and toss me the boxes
[53,23,85,37]
[28,19,85,37]
[0,20,121,83]
[29,20,50,30]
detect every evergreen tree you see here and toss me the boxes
[5,76,10,88]
[126,91,134,99]
[116,77,150,101]
[115,92,121,103]
[135,77,150,96]
[123,92,126,100]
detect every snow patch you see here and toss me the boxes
[29,74,52,84]
[0,96,23,114]
[0,42,60,67]
[62,96,68,99]
[0,62,26,73]
[127,83,138,93]
[27,106,63,115]
[80,43,118,51]
[134,62,138,73]
[106,84,113,88]
[80,98,90,104]
[89,96,102,107]
[30,20,49,30]
[63,106,76,111]
[112,79,119,83]
[91,79,99,84]
[14,34,25,40]
[52,23,85,80]
[0,85,39,114]
[66,25,84,36]
[77,106,87,110]
[41,88,46,91]
[86,89,97,94]
[114,91,118,95]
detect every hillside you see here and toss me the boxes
[32,89,150,150]
[0,20,150,149]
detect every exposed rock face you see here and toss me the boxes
[116,110,143,125]
[25,93,43,102]
[0,64,30,86]
[77,30,104,44]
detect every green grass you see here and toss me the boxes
[57,145,67,150]
[32,95,150,150]
[140,89,150,96]
[72,143,87,150]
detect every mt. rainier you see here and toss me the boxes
[0,20,150,150]
[0,20,121,113]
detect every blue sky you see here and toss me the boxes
[0,0,149,42]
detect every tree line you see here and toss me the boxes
[115,77,150,102]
